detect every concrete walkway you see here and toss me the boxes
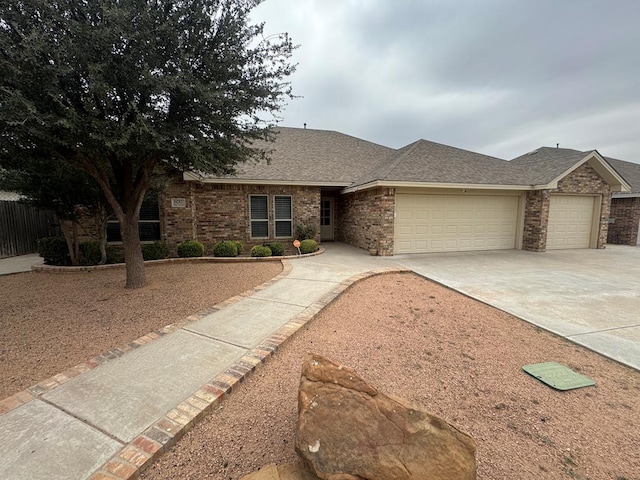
[0,244,391,480]
[0,253,43,275]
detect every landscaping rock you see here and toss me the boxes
[240,464,321,480]
[296,354,477,480]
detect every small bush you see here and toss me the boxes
[231,240,244,255]
[213,240,238,257]
[79,241,101,265]
[142,241,170,261]
[177,240,204,258]
[295,224,317,241]
[106,244,124,264]
[38,237,70,266]
[299,239,318,254]
[250,245,272,257]
[267,242,284,256]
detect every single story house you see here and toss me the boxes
[154,127,634,255]
[605,157,640,245]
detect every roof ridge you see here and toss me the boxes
[375,140,424,180]
[275,126,393,150]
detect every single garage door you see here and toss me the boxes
[394,194,519,254]
[547,195,595,249]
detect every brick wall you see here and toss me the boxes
[336,187,395,255]
[522,162,612,251]
[160,179,320,249]
[522,190,549,251]
[608,197,640,245]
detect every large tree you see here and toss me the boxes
[0,0,295,288]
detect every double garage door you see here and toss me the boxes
[394,194,519,254]
[394,193,597,254]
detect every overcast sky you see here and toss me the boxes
[252,0,640,163]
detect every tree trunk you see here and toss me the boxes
[119,214,146,288]
[59,218,79,265]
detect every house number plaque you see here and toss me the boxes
[171,198,186,208]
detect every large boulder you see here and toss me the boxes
[295,354,476,480]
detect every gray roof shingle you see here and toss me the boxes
[606,157,640,194]
[509,147,592,185]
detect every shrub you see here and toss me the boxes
[299,239,318,254]
[142,241,170,261]
[295,224,317,241]
[38,237,70,266]
[231,240,244,255]
[213,240,238,257]
[250,245,272,257]
[267,242,284,256]
[79,241,101,265]
[177,240,204,258]
[106,244,124,264]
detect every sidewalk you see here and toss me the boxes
[0,244,401,480]
[0,253,43,275]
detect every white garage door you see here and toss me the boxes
[547,195,594,249]
[394,194,519,254]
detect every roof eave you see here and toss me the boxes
[182,172,350,187]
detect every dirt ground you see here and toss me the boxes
[140,273,640,480]
[1,264,638,479]
[0,261,282,399]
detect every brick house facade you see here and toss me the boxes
[608,197,640,245]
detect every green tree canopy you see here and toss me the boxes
[0,0,296,287]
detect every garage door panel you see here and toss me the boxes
[394,194,519,254]
[547,195,594,250]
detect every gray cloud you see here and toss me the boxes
[253,0,640,162]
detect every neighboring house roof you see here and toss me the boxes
[183,127,631,193]
[605,157,640,196]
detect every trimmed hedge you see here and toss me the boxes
[295,224,317,241]
[267,242,284,256]
[299,239,318,254]
[213,240,238,257]
[231,240,244,255]
[250,245,272,257]
[142,241,170,260]
[177,240,205,258]
[80,241,101,265]
[38,237,70,266]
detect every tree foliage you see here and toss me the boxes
[0,0,296,287]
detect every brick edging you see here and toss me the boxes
[31,248,324,273]
[0,261,293,416]
[88,267,412,480]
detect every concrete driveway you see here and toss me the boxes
[390,245,640,370]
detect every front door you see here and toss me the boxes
[320,198,334,241]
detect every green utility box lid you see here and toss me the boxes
[522,362,595,391]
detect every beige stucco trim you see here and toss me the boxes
[545,152,631,193]
[343,181,544,194]
[612,193,640,198]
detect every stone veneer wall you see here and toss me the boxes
[160,179,321,248]
[608,197,640,245]
[336,187,395,255]
[522,162,612,251]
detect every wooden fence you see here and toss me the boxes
[0,201,58,258]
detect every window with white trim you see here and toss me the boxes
[250,195,269,238]
[274,195,293,238]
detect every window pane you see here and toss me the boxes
[250,196,268,220]
[275,220,292,237]
[274,196,292,220]
[139,222,161,241]
[107,222,121,242]
[139,196,160,221]
[251,220,269,238]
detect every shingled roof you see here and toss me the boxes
[606,157,640,195]
[185,127,631,192]
[349,139,531,189]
